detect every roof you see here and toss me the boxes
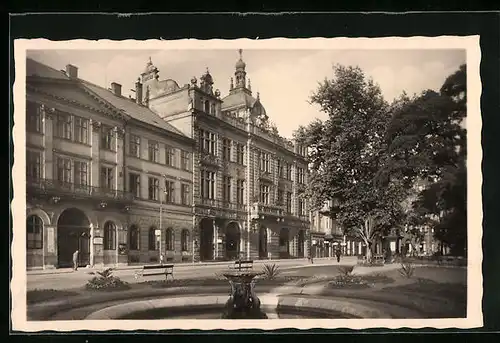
[221,90,258,111]
[81,80,186,137]
[26,58,187,139]
[26,58,70,80]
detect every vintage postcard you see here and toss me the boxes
[11,36,482,331]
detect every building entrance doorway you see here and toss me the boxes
[57,208,91,268]
[225,222,241,260]
[199,218,214,261]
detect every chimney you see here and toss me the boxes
[135,78,143,105]
[111,82,122,96]
[65,64,78,79]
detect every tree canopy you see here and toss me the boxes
[296,63,467,257]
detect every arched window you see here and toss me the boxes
[103,221,116,250]
[27,215,43,249]
[148,227,157,251]
[210,103,216,115]
[129,225,140,251]
[181,229,190,252]
[204,100,210,114]
[165,228,175,251]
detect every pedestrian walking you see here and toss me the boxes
[336,249,341,263]
[72,250,79,271]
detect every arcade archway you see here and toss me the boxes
[279,228,290,258]
[199,218,214,261]
[259,226,268,259]
[225,222,241,260]
[297,230,305,258]
[57,208,91,268]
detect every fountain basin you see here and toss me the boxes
[84,294,389,320]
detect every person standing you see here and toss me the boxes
[336,249,341,263]
[72,250,79,271]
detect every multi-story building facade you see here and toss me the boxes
[309,201,344,258]
[25,58,194,269]
[139,50,311,261]
[25,50,310,269]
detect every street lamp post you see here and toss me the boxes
[159,174,167,265]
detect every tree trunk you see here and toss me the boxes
[365,241,372,262]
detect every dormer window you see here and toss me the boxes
[204,100,210,114]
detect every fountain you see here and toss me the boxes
[220,269,268,319]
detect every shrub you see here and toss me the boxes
[337,265,355,276]
[86,268,130,291]
[329,274,370,289]
[398,260,415,279]
[262,263,281,280]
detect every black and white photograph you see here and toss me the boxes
[11,37,482,331]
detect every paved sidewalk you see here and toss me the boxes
[26,257,346,276]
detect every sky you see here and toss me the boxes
[27,48,466,139]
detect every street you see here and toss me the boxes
[26,257,357,291]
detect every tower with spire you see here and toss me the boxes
[230,49,251,95]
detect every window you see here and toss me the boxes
[286,192,292,213]
[129,225,140,251]
[236,143,245,165]
[297,167,305,184]
[165,228,174,251]
[129,134,141,158]
[181,151,190,170]
[165,180,175,203]
[148,227,157,251]
[222,139,232,161]
[100,167,114,190]
[260,184,270,204]
[200,170,216,199]
[26,102,42,133]
[286,164,292,180]
[74,116,89,144]
[56,156,72,183]
[129,173,140,198]
[222,176,232,203]
[204,100,210,113]
[181,229,189,252]
[278,160,284,178]
[236,179,245,204]
[74,161,88,186]
[26,215,43,249]
[56,112,72,140]
[259,151,270,172]
[210,103,216,115]
[101,125,115,150]
[148,140,159,162]
[299,199,306,216]
[181,184,190,205]
[26,150,42,181]
[103,221,116,250]
[277,189,284,206]
[165,146,176,167]
[148,177,159,201]
[199,129,217,155]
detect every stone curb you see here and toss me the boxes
[84,294,391,320]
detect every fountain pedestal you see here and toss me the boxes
[221,270,268,319]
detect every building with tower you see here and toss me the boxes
[24,49,311,269]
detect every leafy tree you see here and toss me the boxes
[383,64,467,256]
[295,65,406,261]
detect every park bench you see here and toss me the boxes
[134,264,174,281]
[229,260,253,271]
[372,255,385,265]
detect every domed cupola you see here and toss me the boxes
[199,67,214,95]
[235,50,246,70]
[141,56,159,82]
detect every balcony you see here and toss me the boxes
[194,197,247,213]
[259,170,273,182]
[199,153,220,167]
[251,202,285,220]
[27,178,134,203]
